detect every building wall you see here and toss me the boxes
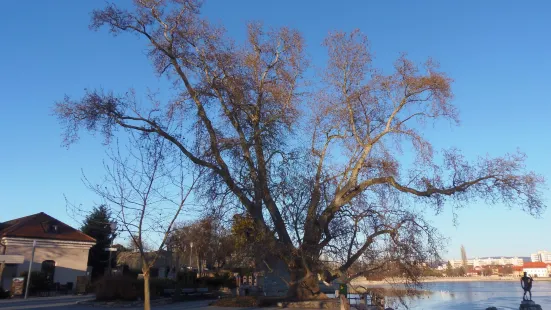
[1,264,19,291]
[2,238,93,290]
[449,260,463,268]
[449,257,524,268]
[523,267,549,278]
[509,258,525,266]
[530,251,551,263]
[513,270,524,277]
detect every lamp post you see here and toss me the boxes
[107,222,117,276]
[189,242,193,269]
[24,240,36,299]
[217,241,222,271]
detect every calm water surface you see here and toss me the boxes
[353,281,551,309]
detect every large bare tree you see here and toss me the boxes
[55,0,545,299]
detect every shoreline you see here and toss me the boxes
[350,276,551,286]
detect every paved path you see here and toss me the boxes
[0,295,94,309]
[158,300,280,310]
[0,297,288,310]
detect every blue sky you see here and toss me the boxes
[1,0,549,259]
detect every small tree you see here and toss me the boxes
[503,265,513,275]
[81,205,116,280]
[82,132,198,310]
[446,262,453,276]
[457,266,466,277]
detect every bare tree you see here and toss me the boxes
[55,0,546,300]
[168,215,235,274]
[84,132,198,310]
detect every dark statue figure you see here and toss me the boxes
[520,272,533,301]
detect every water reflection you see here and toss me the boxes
[350,281,551,309]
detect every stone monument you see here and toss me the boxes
[519,272,542,310]
[521,272,533,301]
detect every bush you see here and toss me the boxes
[120,265,140,278]
[151,278,175,291]
[197,272,236,290]
[136,278,175,300]
[96,275,177,301]
[95,276,138,301]
[20,271,50,294]
[0,289,10,299]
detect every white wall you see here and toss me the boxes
[1,264,19,291]
[523,268,549,278]
[3,239,93,290]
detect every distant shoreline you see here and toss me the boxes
[350,276,551,286]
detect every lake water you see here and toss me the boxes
[350,281,551,309]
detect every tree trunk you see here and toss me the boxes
[287,269,327,300]
[339,294,350,310]
[0,243,6,290]
[0,263,5,290]
[143,271,151,310]
[197,255,201,277]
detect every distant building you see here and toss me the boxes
[523,262,551,278]
[0,212,95,291]
[448,256,524,268]
[116,250,174,278]
[448,260,463,268]
[512,266,524,277]
[531,251,551,263]
[466,271,479,277]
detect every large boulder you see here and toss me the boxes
[519,300,543,310]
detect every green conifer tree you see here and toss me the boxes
[81,205,115,280]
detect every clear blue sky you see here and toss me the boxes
[1,0,549,259]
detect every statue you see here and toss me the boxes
[520,272,533,301]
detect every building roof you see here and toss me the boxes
[0,212,95,243]
[117,250,172,269]
[523,262,550,268]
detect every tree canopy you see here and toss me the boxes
[56,0,546,299]
[168,215,236,272]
